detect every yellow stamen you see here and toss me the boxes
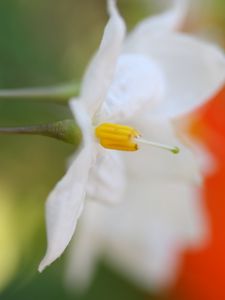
[95,123,140,151]
[95,123,180,154]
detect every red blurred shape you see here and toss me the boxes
[170,85,225,300]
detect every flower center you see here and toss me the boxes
[95,123,180,154]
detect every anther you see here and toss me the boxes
[95,123,140,151]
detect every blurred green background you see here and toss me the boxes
[0,0,224,299]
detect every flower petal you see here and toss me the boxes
[100,180,207,290]
[125,118,203,184]
[65,202,103,291]
[66,180,207,290]
[38,145,94,272]
[125,33,225,118]
[87,149,126,204]
[96,53,165,123]
[69,100,93,145]
[81,0,126,119]
[126,0,187,47]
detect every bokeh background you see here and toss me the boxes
[0,0,224,299]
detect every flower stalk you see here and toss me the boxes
[0,119,82,145]
[0,83,80,103]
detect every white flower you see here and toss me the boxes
[38,0,225,273]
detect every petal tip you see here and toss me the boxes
[38,252,57,273]
[38,259,47,273]
[106,0,126,34]
[107,0,116,15]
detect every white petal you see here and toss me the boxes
[65,202,103,291]
[69,100,93,146]
[67,180,207,290]
[81,0,126,119]
[126,0,187,48]
[101,180,207,290]
[86,149,126,204]
[95,54,165,123]
[124,33,225,118]
[38,145,95,272]
[125,118,203,184]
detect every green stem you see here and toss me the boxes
[0,119,82,145]
[0,83,80,103]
